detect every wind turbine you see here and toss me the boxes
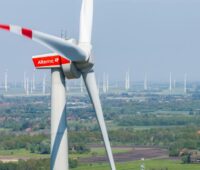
[103,72,107,93]
[26,78,29,96]
[106,74,109,92]
[144,73,147,91]
[4,70,8,93]
[80,77,84,93]
[23,71,27,93]
[42,74,46,95]
[0,0,116,170]
[184,73,187,94]
[32,69,36,91]
[125,70,130,90]
[169,72,172,94]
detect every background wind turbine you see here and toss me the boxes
[144,73,147,91]
[42,74,46,95]
[169,72,172,94]
[23,71,26,93]
[32,69,36,91]
[103,73,107,93]
[80,77,84,93]
[184,73,187,94]
[0,0,116,170]
[4,70,8,93]
[26,78,29,96]
[125,70,130,90]
[106,74,109,92]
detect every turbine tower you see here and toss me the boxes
[144,73,147,91]
[169,72,172,93]
[30,79,33,94]
[125,71,130,90]
[4,70,8,93]
[42,74,46,95]
[184,73,187,93]
[26,78,29,96]
[103,73,107,93]
[106,74,109,92]
[23,71,26,93]
[32,69,36,91]
[80,77,84,93]
[127,71,130,89]
[0,0,116,170]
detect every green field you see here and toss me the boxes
[73,159,200,170]
[1,148,200,170]
[0,147,131,160]
[0,149,49,159]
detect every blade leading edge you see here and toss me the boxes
[82,70,116,170]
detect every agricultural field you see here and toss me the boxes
[1,85,200,169]
[73,160,200,170]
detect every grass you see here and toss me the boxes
[0,149,200,170]
[0,149,49,159]
[70,147,132,159]
[0,147,131,160]
[73,159,200,170]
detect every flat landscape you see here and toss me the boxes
[0,83,200,169]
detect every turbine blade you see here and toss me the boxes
[82,70,116,170]
[0,24,87,62]
[79,0,93,54]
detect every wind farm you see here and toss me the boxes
[0,0,200,170]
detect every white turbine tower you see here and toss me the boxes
[32,69,36,91]
[30,79,33,94]
[144,73,147,91]
[127,71,130,89]
[106,74,109,92]
[125,71,130,90]
[103,73,107,93]
[0,0,116,170]
[184,73,187,94]
[26,78,29,96]
[80,77,84,93]
[24,71,26,93]
[42,74,46,95]
[169,72,172,94]
[4,70,8,93]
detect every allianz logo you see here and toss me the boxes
[37,57,60,65]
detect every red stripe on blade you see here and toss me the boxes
[22,28,32,39]
[0,24,10,31]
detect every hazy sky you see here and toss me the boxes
[0,0,200,82]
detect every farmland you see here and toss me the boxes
[0,84,200,169]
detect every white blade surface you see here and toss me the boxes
[0,24,87,62]
[79,0,93,43]
[82,70,116,170]
[79,0,93,54]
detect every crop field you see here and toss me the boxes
[73,160,200,170]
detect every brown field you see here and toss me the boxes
[80,147,169,163]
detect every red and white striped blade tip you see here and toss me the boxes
[0,24,32,39]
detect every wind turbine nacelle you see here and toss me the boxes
[32,53,81,79]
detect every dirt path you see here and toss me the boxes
[80,147,169,163]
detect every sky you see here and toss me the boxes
[0,0,200,82]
